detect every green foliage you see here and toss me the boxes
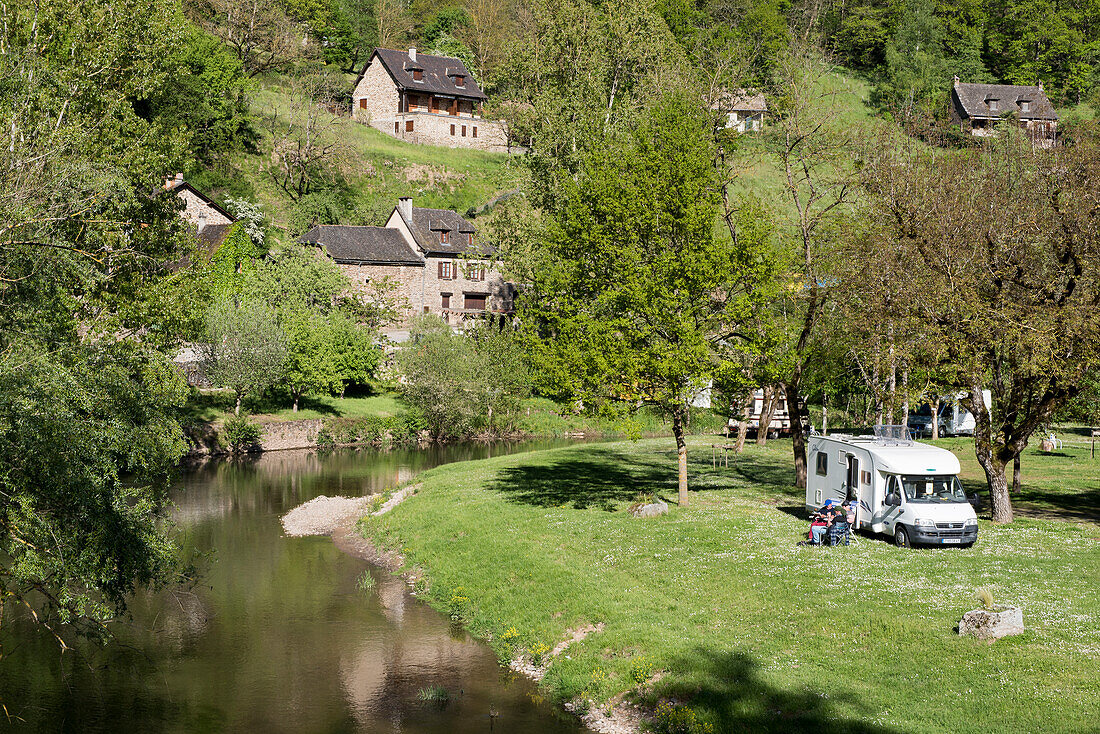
[871,0,950,120]
[398,315,531,439]
[221,412,263,452]
[283,309,343,409]
[652,702,715,734]
[198,299,288,413]
[0,0,215,638]
[416,684,450,702]
[521,90,772,454]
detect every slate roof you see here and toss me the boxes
[952,82,1058,121]
[366,48,487,101]
[299,225,423,264]
[712,90,767,113]
[404,206,493,256]
[195,223,234,253]
[164,178,237,223]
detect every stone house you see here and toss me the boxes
[299,197,513,328]
[712,90,767,133]
[163,173,237,252]
[351,47,509,152]
[950,77,1058,148]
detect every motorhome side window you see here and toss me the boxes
[815,451,828,476]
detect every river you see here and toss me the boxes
[0,442,588,733]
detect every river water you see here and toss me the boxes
[0,442,587,733]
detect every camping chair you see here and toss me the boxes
[1047,432,1063,450]
[825,520,851,546]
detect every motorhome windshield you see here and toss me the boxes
[900,475,967,503]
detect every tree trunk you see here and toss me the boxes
[931,396,941,439]
[822,392,829,436]
[900,368,909,425]
[785,383,810,489]
[235,394,242,416]
[734,396,750,453]
[1012,454,1021,493]
[756,386,775,446]
[293,394,299,412]
[969,384,1013,523]
[672,406,689,507]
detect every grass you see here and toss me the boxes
[181,389,405,423]
[222,82,523,241]
[359,436,1100,734]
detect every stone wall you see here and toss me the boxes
[336,256,510,326]
[350,58,510,152]
[390,112,510,153]
[184,418,324,456]
[177,188,233,228]
[352,60,400,127]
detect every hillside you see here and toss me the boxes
[197,79,526,246]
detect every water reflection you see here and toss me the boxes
[0,441,587,733]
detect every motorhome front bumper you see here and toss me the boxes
[908,524,978,545]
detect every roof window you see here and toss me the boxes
[412,69,423,82]
[455,75,465,87]
[987,97,999,111]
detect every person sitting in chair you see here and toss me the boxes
[806,499,839,545]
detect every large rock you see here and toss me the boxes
[959,606,1024,640]
[630,501,669,518]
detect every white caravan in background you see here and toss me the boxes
[907,390,992,437]
[727,388,792,437]
[805,426,978,548]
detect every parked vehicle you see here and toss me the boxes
[906,391,991,437]
[805,426,978,547]
[726,388,792,438]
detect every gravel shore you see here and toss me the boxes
[280,495,375,537]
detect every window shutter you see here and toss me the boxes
[438,261,444,278]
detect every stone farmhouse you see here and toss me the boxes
[351,47,508,152]
[950,77,1058,148]
[299,198,513,328]
[711,90,767,133]
[163,173,237,252]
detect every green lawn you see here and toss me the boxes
[359,437,1100,734]
[182,390,405,423]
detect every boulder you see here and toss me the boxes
[630,501,669,519]
[959,606,1024,640]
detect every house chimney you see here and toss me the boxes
[953,75,960,86]
[409,48,416,61]
[197,210,207,234]
[1037,79,1044,92]
[398,196,413,222]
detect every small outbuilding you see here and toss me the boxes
[711,90,767,133]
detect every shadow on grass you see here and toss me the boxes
[1018,485,1100,523]
[487,448,674,510]
[660,648,906,734]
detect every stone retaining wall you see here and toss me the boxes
[184,418,323,456]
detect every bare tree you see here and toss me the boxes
[187,0,305,77]
[267,77,347,202]
[860,128,1100,522]
[765,49,859,489]
[376,0,414,50]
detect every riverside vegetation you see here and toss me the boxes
[358,438,1100,733]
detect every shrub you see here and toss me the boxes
[315,427,336,451]
[651,702,714,734]
[448,587,470,620]
[222,413,262,453]
[528,642,552,666]
[630,655,656,684]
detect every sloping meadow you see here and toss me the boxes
[358,438,1100,734]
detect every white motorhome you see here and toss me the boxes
[805,426,979,547]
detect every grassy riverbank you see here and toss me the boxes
[358,437,1100,734]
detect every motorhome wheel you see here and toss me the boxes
[894,525,911,548]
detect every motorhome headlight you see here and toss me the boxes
[964,518,978,527]
[914,518,935,527]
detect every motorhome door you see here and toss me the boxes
[845,455,859,502]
